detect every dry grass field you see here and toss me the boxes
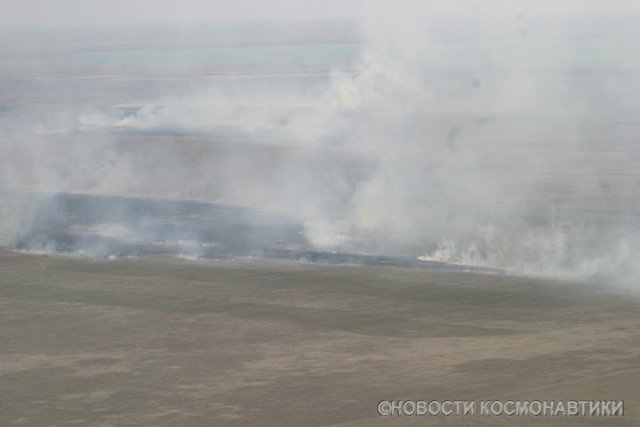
[0,250,638,426]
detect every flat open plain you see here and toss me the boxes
[0,250,638,426]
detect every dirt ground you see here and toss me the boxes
[0,250,638,426]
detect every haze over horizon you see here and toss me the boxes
[1,0,640,30]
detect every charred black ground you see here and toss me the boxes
[8,191,501,274]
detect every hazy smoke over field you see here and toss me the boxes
[1,2,639,286]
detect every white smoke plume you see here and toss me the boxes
[1,3,639,287]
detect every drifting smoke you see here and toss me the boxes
[1,4,639,286]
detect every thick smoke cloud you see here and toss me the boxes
[1,5,639,287]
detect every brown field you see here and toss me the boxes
[0,250,638,426]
